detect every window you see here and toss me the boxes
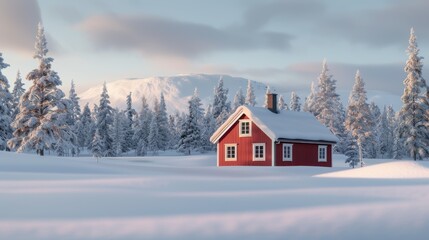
[239,120,251,137]
[225,144,237,161]
[253,143,265,161]
[318,145,327,162]
[283,144,293,161]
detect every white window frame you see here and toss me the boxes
[318,145,327,162]
[239,120,252,137]
[225,144,237,161]
[253,143,266,161]
[282,144,293,161]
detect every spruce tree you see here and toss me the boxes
[189,88,204,151]
[79,103,94,149]
[68,80,81,121]
[168,114,180,148]
[148,114,159,155]
[67,80,81,155]
[212,77,230,127]
[278,94,288,111]
[245,79,256,107]
[290,91,301,111]
[378,106,395,158]
[111,109,125,156]
[95,82,114,157]
[11,70,25,121]
[177,97,202,155]
[344,70,373,167]
[133,96,152,156]
[303,81,317,113]
[0,53,13,151]
[397,28,429,160]
[122,92,136,152]
[263,85,271,108]
[367,102,381,158]
[314,60,346,152]
[344,132,359,168]
[315,60,342,128]
[232,88,245,111]
[200,105,216,152]
[155,93,170,151]
[91,128,103,159]
[8,23,75,156]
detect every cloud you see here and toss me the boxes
[77,14,293,58]
[0,0,41,53]
[319,0,429,47]
[49,4,83,23]
[241,0,429,48]
[242,0,325,30]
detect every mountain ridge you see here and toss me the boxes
[79,74,268,113]
[78,73,402,113]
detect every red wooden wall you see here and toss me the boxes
[218,115,272,166]
[275,142,332,167]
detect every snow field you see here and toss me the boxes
[1,151,429,240]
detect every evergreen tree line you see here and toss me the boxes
[303,28,429,167]
[0,25,428,163]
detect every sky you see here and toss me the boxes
[1,0,428,105]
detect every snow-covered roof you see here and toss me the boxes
[210,106,338,144]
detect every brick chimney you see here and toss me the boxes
[267,93,278,113]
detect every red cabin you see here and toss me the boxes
[210,94,338,167]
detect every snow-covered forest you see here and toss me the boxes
[0,24,428,164]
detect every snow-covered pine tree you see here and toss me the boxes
[232,88,245,111]
[263,85,271,108]
[289,91,301,111]
[155,93,170,151]
[96,82,115,157]
[91,128,103,159]
[177,95,202,155]
[111,109,125,156]
[200,104,216,152]
[245,79,256,107]
[314,60,345,151]
[8,23,75,156]
[122,92,136,153]
[397,28,429,160]
[303,81,317,113]
[168,114,180,148]
[11,70,25,121]
[68,80,81,122]
[0,53,13,151]
[277,94,288,111]
[334,103,347,154]
[189,88,204,151]
[378,106,395,158]
[367,101,381,158]
[393,124,405,159]
[212,77,230,127]
[133,96,152,156]
[148,112,159,155]
[79,103,94,149]
[344,70,373,167]
[344,131,359,168]
[66,80,82,155]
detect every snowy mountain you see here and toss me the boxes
[79,74,268,113]
[79,73,403,113]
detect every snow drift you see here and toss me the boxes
[317,160,429,179]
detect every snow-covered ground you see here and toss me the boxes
[1,151,429,240]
